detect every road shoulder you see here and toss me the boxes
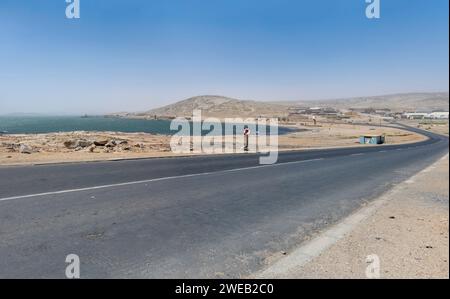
[256,153,449,279]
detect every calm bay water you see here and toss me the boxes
[0,116,295,135]
[0,116,173,135]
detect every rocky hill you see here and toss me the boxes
[114,92,449,119]
[140,95,291,118]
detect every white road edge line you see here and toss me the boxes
[0,158,325,202]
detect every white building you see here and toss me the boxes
[428,112,449,119]
[404,112,449,120]
[404,112,429,119]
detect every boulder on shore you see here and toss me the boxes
[88,145,96,153]
[105,140,117,148]
[63,140,75,149]
[19,144,33,154]
[2,143,20,152]
[76,139,93,148]
[64,139,93,149]
[94,140,108,146]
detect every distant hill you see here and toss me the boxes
[114,92,449,119]
[292,92,449,112]
[140,95,291,118]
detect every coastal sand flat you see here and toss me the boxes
[0,123,426,166]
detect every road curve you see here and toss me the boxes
[0,126,448,278]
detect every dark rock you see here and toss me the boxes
[64,140,77,149]
[94,140,108,146]
[105,140,117,148]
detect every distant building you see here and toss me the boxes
[404,112,449,120]
[404,112,429,119]
[349,108,377,114]
[374,108,392,116]
[288,106,341,121]
[428,112,449,119]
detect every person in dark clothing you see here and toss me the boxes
[243,127,251,152]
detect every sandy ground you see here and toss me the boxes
[277,122,425,149]
[0,123,425,166]
[268,154,449,279]
[400,120,449,137]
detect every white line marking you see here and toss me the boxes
[350,153,364,156]
[0,158,325,202]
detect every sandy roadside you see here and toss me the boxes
[0,123,425,166]
[257,153,449,279]
[399,120,449,137]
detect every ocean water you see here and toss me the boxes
[0,116,173,135]
[0,116,295,135]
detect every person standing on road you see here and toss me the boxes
[243,127,251,152]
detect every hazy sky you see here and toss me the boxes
[0,0,448,114]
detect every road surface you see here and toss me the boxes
[0,125,448,278]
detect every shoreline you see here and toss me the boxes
[0,123,428,166]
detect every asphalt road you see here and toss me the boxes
[0,125,448,278]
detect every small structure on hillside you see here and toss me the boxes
[359,134,386,145]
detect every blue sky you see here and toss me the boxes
[0,0,448,114]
